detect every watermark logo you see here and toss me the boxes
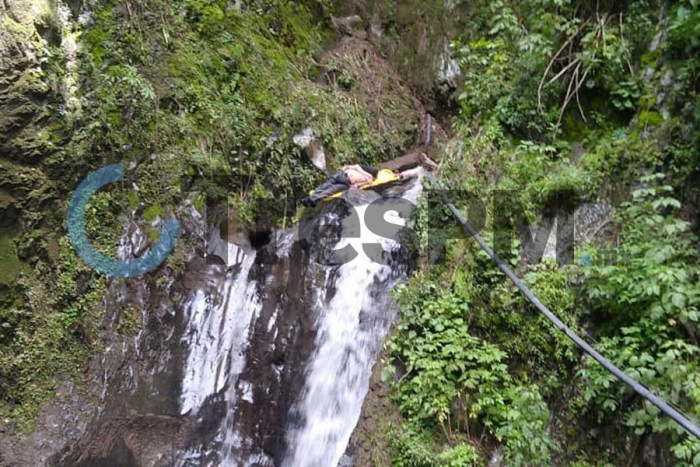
[266,189,579,268]
[579,249,630,267]
[67,167,620,276]
[67,164,180,277]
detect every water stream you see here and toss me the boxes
[178,174,422,466]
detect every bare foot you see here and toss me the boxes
[420,152,439,171]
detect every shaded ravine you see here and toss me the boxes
[177,176,423,466]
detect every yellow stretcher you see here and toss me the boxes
[311,169,402,201]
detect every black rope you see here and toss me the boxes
[427,174,700,440]
[424,113,433,148]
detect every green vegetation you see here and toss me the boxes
[0,190,119,431]
[386,0,700,465]
[1,0,698,461]
[0,0,416,430]
[0,233,21,286]
[50,0,409,216]
[117,304,142,336]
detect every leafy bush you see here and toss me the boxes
[437,444,480,466]
[388,0,700,465]
[387,273,560,464]
[580,175,700,462]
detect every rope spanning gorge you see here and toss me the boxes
[428,173,700,441]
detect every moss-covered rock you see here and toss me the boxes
[0,0,436,456]
[0,233,21,286]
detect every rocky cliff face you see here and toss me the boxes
[0,1,83,464]
[0,1,444,464]
[0,0,57,267]
[43,182,419,466]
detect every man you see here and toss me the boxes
[301,164,382,207]
[300,153,438,207]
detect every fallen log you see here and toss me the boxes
[380,151,438,172]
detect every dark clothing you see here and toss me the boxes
[308,171,350,203]
[354,165,379,177]
[307,165,378,204]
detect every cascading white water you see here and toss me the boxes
[283,177,423,467]
[180,252,260,415]
[178,172,422,466]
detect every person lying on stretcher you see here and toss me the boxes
[300,164,402,207]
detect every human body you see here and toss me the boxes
[300,154,437,207]
[301,164,381,207]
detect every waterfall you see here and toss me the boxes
[283,178,422,466]
[281,207,400,466]
[180,253,260,415]
[178,173,422,466]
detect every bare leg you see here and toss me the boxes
[400,166,423,180]
[420,152,439,171]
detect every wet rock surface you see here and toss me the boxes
[42,189,414,466]
[0,3,432,464]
